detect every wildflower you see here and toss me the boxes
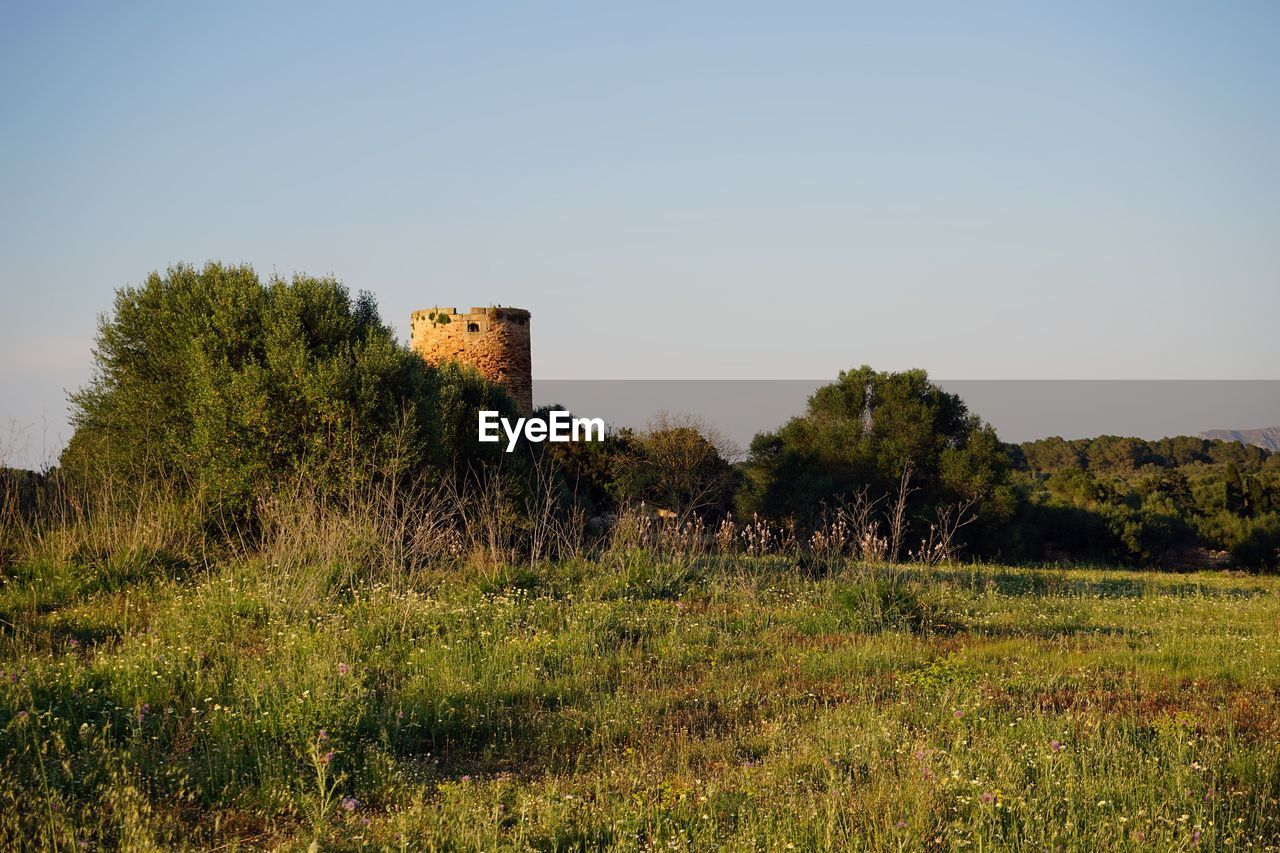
[953,710,964,719]
[1191,829,1202,843]
[1050,740,1063,752]
[341,797,358,812]
[980,791,996,805]
[396,709,404,720]
[321,751,334,765]
[318,729,329,741]
[14,711,28,722]
[460,775,471,783]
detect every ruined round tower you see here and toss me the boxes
[410,306,532,413]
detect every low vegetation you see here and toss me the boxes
[2,497,1279,848]
[2,262,1277,848]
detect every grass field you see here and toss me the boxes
[2,537,1279,850]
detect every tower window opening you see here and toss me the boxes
[467,322,480,332]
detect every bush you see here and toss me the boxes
[832,573,954,634]
[61,262,522,524]
[737,366,1014,553]
[610,415,739,520]
[1230,513,1280,570]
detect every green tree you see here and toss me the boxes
[1142,470,1196,516]
[62,262,519,519]
[1223,463,1246,515]
[738,367,1013,552]
[610,414,739,520]
[1019,437,1085,474]
[1084,436,1154,474]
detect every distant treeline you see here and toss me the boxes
[1005,436,1279,569]
[1016,434,1273,477]
[6,262,1278,572]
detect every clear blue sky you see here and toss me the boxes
[2,1,1278,463]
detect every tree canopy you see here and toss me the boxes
[737,366,1014,546]
[63,262,519,518]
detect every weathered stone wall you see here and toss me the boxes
[410,306,533,413]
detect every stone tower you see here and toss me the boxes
[410,306,533,413]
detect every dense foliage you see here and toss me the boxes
[1008,436,1280,568]
[62,263,519,520]
[736,367,1015,556]
[36,263,1280,571]
[535,414,738,522]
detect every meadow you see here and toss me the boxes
[2,496,1278,852]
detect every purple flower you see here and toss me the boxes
[1050,740,1063,752]
[396,709,404,720]
[460,775,471,783]
[979,791,996,805]
[321,751,334,765]
[953,709,964,719]
[1191,829,1202,844]
[338,663,349,676]
[318,729,329,741]
[341,797,358,812]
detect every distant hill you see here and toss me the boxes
[1198,426,1280,452]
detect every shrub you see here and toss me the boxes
[61,262,522,524]
[737,366,1014,553]
[832,572,954,634]
[1230,513,1280,570]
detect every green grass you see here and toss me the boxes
[1,549,1278,850]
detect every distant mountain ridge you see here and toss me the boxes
[1198,426,1280,453]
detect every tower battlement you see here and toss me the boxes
[410,305,533,413]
